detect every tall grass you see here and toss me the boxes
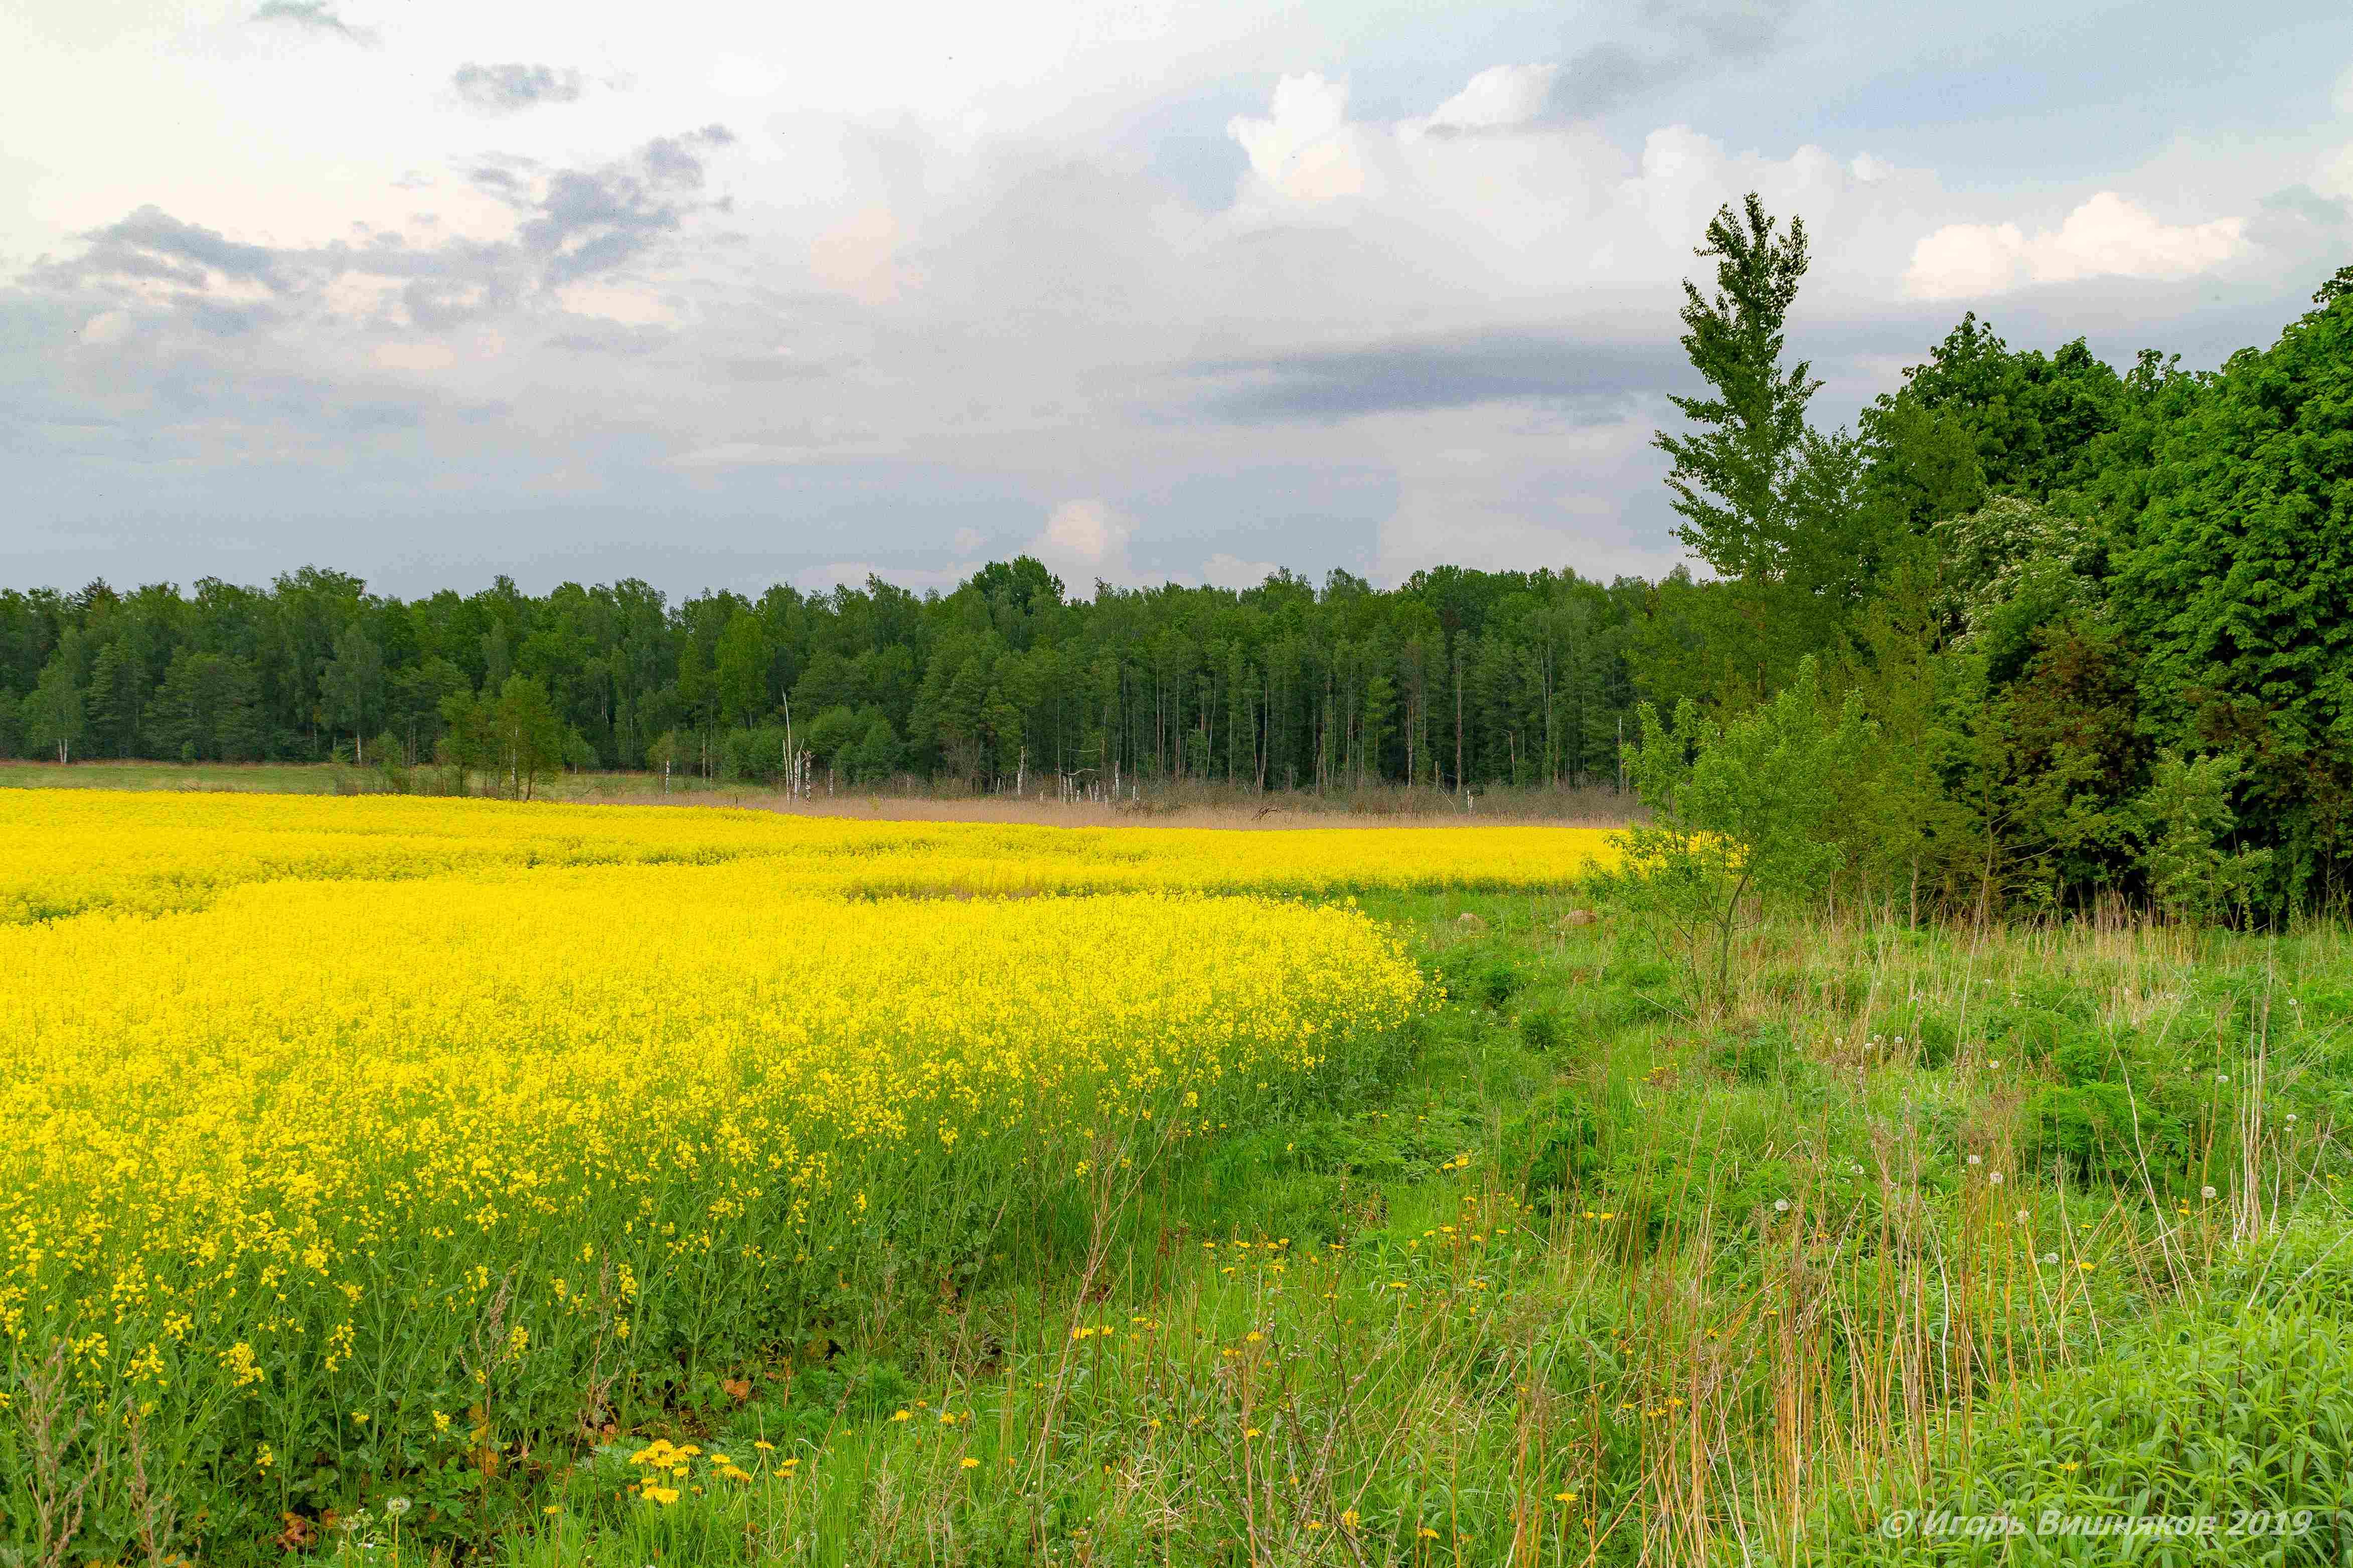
[268,898,2352,1566]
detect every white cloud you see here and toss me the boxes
[810,205,912,302]
[1029,498,1141,587]
[1905,192,2249,300]
[1228,72,1369,205]
[79,310,131,345]
[710,55,788,99]
[1419,63,1558,132]
[1200,552,1281,588]
[1363,403,1675,585]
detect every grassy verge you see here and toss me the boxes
[0,759,1630,823]
[279,892,2352,1566]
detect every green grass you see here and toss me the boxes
[0,758,363,793]
[0,759,716,800]
[276,894,2353,1567]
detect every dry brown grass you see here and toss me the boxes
[582,780,1638,831]
[633,794,1632,830]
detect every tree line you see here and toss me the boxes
[3,199,2345,913]
[0,557,1648,801]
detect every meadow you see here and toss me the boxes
[5,791,2350,1566]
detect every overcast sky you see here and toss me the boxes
[5,0,2349,600]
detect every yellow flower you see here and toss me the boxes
[0,790,1521,1529]
[643,1485,680,1505]
[961,1457,981,1469]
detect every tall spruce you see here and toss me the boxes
[1653,193,1820,583]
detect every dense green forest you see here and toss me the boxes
[4,203,2347,913]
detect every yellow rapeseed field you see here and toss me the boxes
[0,789,1618,924]
[0,790,1612,1552]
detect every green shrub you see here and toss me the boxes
[1712,1020,1798,1084]
[1507,1088,1600,1205]
[1813,1305,2353,1564]
[2017,1030,2223,1191]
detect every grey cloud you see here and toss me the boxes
[644,125,736,185]
[547,322,672,357]
[524,171,685,286]
[452,63,586,114]
[520,129,733,288]
[253,1,375,45]
[1404,0,1808,137]
[400,275,515,330]
[1541,0,1807,126]
[340,401,426,433]
[1181,328,1685,423]
[23,128,736,351]
[35,206,285,295]
[186,300,275,336]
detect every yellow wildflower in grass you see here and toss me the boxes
[0,793,1446,1559]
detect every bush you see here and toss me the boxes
[2017,1030,2223,1191]
[719,725,792,784]
[1607,657,1877,1009]
[1712,1019,1797,1083]
[1507,1088,1600,1206]
[1814,1305,2353,1563]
